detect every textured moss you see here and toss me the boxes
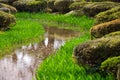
[104,31,120,38]
[0,11,16,30]
[13,0,47,12]
[69,2,91,10]
[73,36,120,67]
[95,7,120,24]
[101,56,120,70]
[54,0,74,13]
[83,2,120,17]
[90,19,120,38]
[47,0,58,12]
[0,3,17,13]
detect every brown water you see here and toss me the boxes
[0,26,79,80]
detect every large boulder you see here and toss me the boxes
[0,3,17,13]
[95,7,120,24]
[73,35,120,67]
[54,0,74,13]
[0,11,16,30]
[13,0,47,12]
[90,19,120,39]
[83,2,120,17]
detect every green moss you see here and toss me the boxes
[0,11,16,30]
[104,31,120,38]
[90,19,120,38]
[101,56,120,69]
[0,3,17,13]
[83,2,120,17]
[13,0,47,12]
[73,36,120,67]
[95,6,120,24]
[69,2,91,10]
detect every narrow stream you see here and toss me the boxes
[0,26,80,80]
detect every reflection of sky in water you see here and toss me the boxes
[54,39,65,49]
[0,50,36,80]
[0,26,79,80]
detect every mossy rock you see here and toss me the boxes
[83,2,120,17]
[0,11,16,31]
[101,56,120,80]
[0,0,17,4]
[13,0,47,12]
[95,6,120,24]
[73,36,120,67]
[101,56,120,70]
[104,31,120,38]
[47,0,58,12]
[90,19,120,39]
[69,2,91,10]
[54,0,74,13]
[0,3,17,14]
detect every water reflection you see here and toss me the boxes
[0,26,80,80]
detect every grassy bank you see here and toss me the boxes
[31,13,114,80]
[15,12,94,31]
[36,33,114,80]
[0,19,44,57]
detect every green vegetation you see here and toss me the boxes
[0,12,115,79]
[15,12,94,31]
[0,19,44,57]
[101,56,120,70]
[36,33,114,80]
[95,7,120,24]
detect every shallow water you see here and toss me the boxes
[0,26,79,80]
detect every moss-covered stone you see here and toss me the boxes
[47,0,58,12]
[73,36,120,67]
[13,0,47,12]
[0,0,17,5]
[54,0,74,13]
[90,19,120,39]
[104,31,120,38]
[101,56,120,80]
[0,11,16,30]
[95,7,120,24]
[101,56,120,70]
[0,3,17,13]
[83,2,120,17]
[69,2,91,10]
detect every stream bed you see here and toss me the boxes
[0,26,80,80]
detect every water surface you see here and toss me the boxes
[0,26,80,80]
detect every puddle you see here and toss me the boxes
[0,26,80,80]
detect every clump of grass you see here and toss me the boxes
[15,12,95,31]
[0,19,44,57]
[36,33,114,80]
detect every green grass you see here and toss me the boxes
[36,33,114,80]
[0,19,44,57]
[0,12,114,80]
[15,12,94,31]
[25,13,115,80]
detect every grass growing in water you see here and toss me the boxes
[15,12,94,31]
[0,19,44,57]
[36,33,114,80]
